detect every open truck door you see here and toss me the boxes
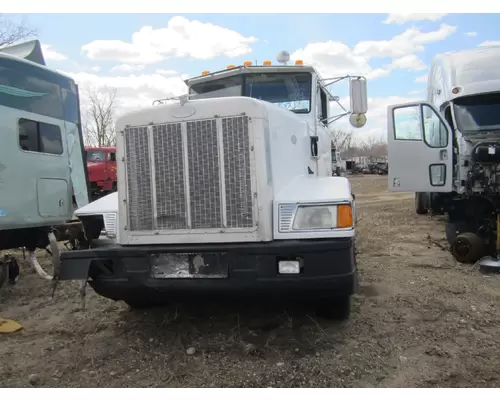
[387,101,453,193]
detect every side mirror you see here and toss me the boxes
[349,78,368,115]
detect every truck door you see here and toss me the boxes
[387,101,453,192]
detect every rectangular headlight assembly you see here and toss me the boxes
[279,203,353,232]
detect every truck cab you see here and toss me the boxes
[85,146,117,199]
[59,53,368,319]
[386,46,500,263]
[0,40,89,252]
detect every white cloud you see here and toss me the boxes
[291,25,451,81]
[383,13,448,25]
[465,32,478,37]
[478,41,500,47]
[156,69,177,76]
[389,54,426,71]
[81,16,257,64]
[291,41,377,78]
[41,44,67,61]
[415,75,428,84]
[408,90,422,95]
[91,66,101,72]
[64,71,188,118]
[354,24,457,60]
[110,64,146,73]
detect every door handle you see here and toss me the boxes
[439,149,448,161]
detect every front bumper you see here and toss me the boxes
[59,238,357,301]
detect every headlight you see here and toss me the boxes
[292,204,353,230]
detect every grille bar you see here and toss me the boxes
[186,119,222,229]
[222,116,253,228]
[152,123,186,230]
[124,126,154,231]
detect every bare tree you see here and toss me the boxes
[83,86,118,148]
[330,129,354,158]
[348,134,388,158]
[0,14,37,48]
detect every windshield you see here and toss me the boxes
[87,150,105,162]
[453,92,500,134]
[189,72,312,113]
[245,73,312,113]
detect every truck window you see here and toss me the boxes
[0,55,79,124]
[18,118,63,155]
[108,152,116,162]
[86,150,105,162]
[393,105,422,140]
[318,89,328,126]
[331,148,337,162]
[189,72,313,114]
[453,92,500,134]
[189,75,243,99]
[245,72,312,113]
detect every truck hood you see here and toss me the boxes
[274,175,353,203]
[75,191,118,217]
[86,162,105,171]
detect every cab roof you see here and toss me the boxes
[85,146,116,151]
[185,64,321,87]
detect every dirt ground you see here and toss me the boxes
[1,175,500,388]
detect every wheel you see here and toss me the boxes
[315,296,351,321]
[450,232,485,264]
[0,260,7,289]
[415,192,428,215]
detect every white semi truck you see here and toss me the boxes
[387,45,500,266]
[57,53,368,319]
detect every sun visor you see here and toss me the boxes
[0,40,46,66]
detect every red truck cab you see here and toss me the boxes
[85,147,117,200]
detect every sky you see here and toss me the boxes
[11,12,500,141]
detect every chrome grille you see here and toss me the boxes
[152,123,187,230]
[125,115,255,232]
[186,119,222,229]
[222,116,253,228]
[124,126,153,231]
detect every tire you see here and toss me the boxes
[0,261,7,289]
[450,232,485,264]
[415,192,428,215]
[315,296,351,321]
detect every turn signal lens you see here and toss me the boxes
[337,205,353,228]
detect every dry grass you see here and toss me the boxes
[1,176,500,387]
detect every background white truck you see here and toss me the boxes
[58,52,368,319]
[0,40,89,288]
[387,45,500,265]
